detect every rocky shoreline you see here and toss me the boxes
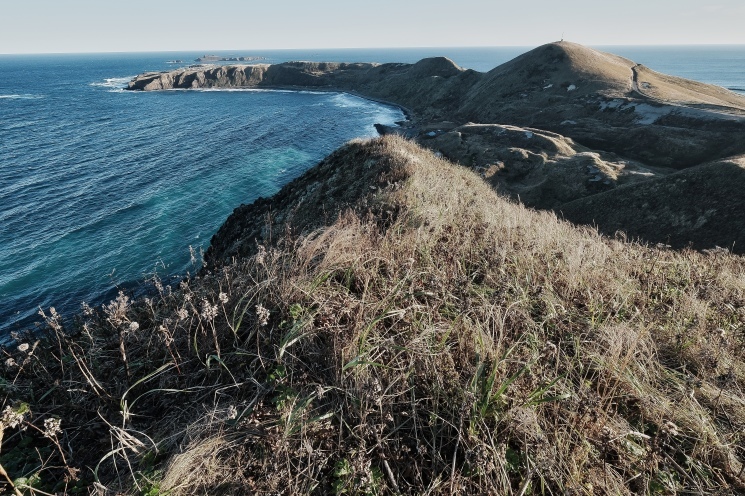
[128,41,745,253]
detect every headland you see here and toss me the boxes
[128,41,745,252]
[5,42,745,495]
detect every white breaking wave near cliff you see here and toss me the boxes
[0,94,44,100]
[90,77,134,91]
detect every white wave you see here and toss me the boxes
[192,88,267,93]
[0,94,44,100]
[295,90,329,95]
[90,77,133,89]
[331,93,369,109]
[189,87,328,95]
[3,120,41,130]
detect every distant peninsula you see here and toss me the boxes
[194,54,266,63]
[127,41,745,253]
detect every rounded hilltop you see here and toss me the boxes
[408,56,463,77]
[460,40,745,121]
[464,40,638,101]
[466,40,745,107]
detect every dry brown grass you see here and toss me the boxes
[2,136,745,494]
[635,65,745,110]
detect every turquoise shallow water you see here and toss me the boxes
[0,53,404,337]
[1,46,744,338]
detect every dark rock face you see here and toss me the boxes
[127,65,270,91]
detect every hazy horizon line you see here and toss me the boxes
[3,42,745,56]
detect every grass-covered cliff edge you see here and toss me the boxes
[3,136,745,495]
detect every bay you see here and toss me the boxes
[1,45,743,338]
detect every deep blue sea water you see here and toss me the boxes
[2,46,744,338]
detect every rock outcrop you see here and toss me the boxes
[424,123,660,210]
[128,58,477,122]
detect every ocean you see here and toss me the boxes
[1,45,744,338]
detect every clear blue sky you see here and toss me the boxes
[1,0,744,54]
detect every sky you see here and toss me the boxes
[1,0,744,54]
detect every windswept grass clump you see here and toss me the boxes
[2,136,745,494]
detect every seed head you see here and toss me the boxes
[256,304,270,326]
[256,245,266,266]
[43,417,62,438]
[662,421,679,437]
[1,406,26,430]
[81,302,94,316]
[226,405,238,420]
[201,299,219,321]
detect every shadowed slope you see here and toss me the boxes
[205,137,413,264]
[559,156,745,251]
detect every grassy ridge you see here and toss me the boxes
[2,137,745,494]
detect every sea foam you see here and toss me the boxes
[0,94,43,100]
[90,77,133,90]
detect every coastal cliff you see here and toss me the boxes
[128,42,745,253]
[131,42,745,253]
[128,42,745,170]
[7,42,745,496]
[127,58,478,122]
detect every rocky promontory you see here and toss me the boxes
[128,41,745,252]
[194,54,266,62]
[127,42,745,167]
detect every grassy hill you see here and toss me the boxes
[125,42,745,253]
[128,42,745,169]
[4,137,745,494]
